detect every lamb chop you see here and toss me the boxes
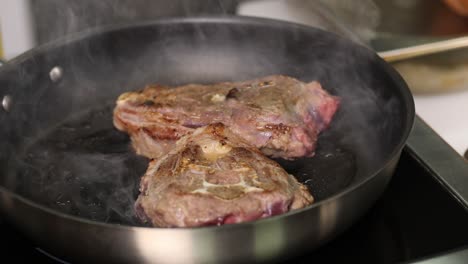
[135,123,314,227]
[114,75,339,160]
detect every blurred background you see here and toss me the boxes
[0,0,467,157]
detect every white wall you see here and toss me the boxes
[0,0,35,59]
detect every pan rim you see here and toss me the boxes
[0,15,415,231]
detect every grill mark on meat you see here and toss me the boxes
[246,102,261,109]
[142,100,155,106]
[142,128,179,140]
[264,123,291,134]
[226,87,240,100]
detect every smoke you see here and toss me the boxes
[237,0,380,45]
[30,0,380,45]
[6,105,149,225]
[30,0,241,44]
[312,0,381,43]
[0,1,409,226]
[234,0,400,180]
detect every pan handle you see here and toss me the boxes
[378,36,468,63]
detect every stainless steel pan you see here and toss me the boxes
[0,16,414,263]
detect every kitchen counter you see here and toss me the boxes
[414,89,468,156]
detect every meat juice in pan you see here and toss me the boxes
[6,82,354,227]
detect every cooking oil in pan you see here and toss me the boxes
[7,104,356,225]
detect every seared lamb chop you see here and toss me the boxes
[135,124,313,227]
[114,75,339,159]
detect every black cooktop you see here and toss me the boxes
[2,119,468,264]
[290,149,468,263]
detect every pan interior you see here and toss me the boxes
[0,18,409,226]
[8,103,356,225]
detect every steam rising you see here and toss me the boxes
[31,0,240,44]
[237,0,380,45]
[7,106,149,225]
[0,1,407,226]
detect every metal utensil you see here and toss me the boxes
[378,36,468,63]
[376,36,468,94]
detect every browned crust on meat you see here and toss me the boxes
[135,124,314,227]
[113,75,339,160]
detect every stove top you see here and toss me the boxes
[290,150,468,263]
[2,117,468,263]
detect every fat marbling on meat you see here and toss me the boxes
[135,123,314,227]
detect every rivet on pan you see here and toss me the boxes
[2,95,12,112]
[49,66,63,82]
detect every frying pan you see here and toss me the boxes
[0,16,414,263]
